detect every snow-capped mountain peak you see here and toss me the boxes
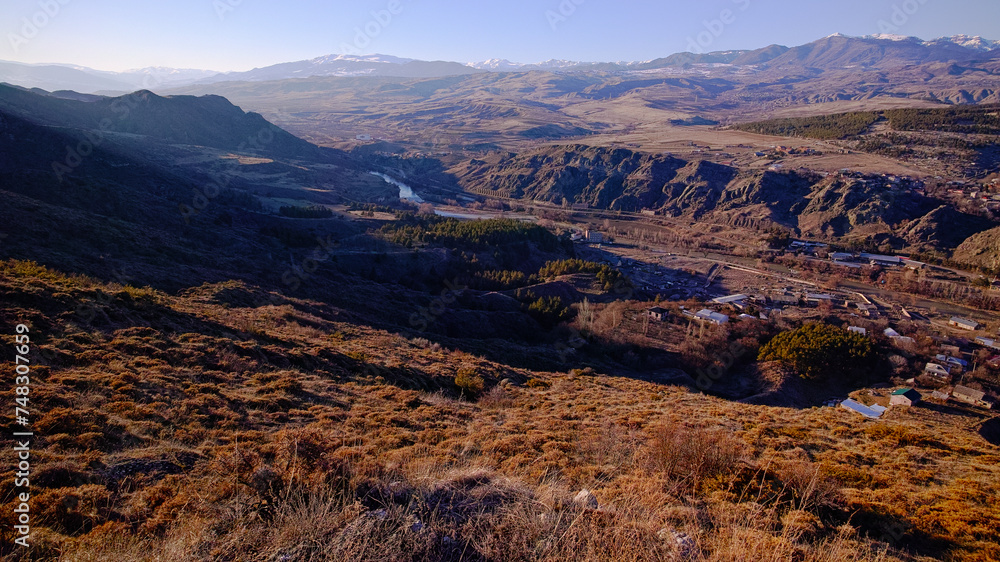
[468,58,595,71]
[933,34,1000,51]
[868,33,921,42]
[533,59,589,68]
[310,53,414,65]
[468,58,524,70]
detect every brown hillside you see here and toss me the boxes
[2,261,999,560]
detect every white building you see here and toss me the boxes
[694,309,729,325]
[860,253,903,267]
[840,399,886,419]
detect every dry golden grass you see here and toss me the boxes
[1,260,998,560]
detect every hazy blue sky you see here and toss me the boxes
[4,0,999,71]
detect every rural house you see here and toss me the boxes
[931,390,951,401]
[646,307,668,322]
[975,337,1000,350]
[805,293,834,306]
[890,388,921,406]
[953,386,994,409]
[770,294,799,307]
[860,253,903,267]
[949,317,980,331]
[856,303,877,317]
[711,294,750,309]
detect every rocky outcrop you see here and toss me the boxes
[901,205,997,251]
[954,225,1000,270]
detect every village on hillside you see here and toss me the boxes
[570,230,999,418]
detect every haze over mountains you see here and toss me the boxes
[3,34,999,94]
[0,82,395,286]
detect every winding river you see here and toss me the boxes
[371,171,535,222]
[370,172,424,204]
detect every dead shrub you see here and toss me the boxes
[576,421,641,471]
[779,460,843,513]
[782,508,824,541]
[36,407,107,435]
[647,424,746,493]
[479,385,515,409]
[34,461,93,489]
[35,485,113,536]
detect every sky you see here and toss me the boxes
[3,0,1000,72]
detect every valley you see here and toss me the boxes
[2,31,1000,562]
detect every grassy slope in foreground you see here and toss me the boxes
[1,260,999,561]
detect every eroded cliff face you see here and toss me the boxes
[449,144,994,247]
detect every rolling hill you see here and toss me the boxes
[0,85,398,289]
[953,225,1000,270]
[0,84,337,161]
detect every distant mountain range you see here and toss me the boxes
[3,34,998,94]
[0,60,220,94]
